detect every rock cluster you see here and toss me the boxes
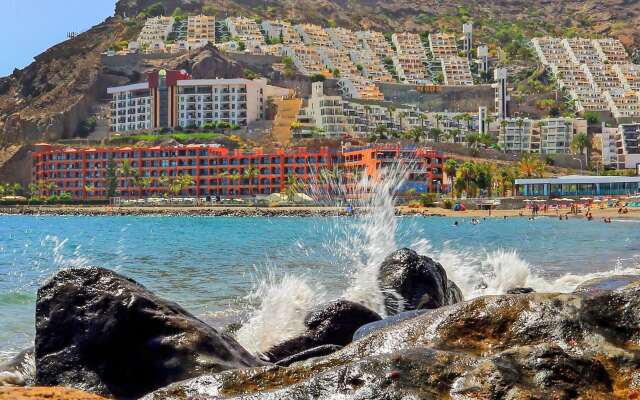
[34,268,264,399]
[17,253,640,399]
[147,276,640,399]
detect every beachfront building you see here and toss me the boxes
[31,144,335,200]
[108,70,271,132]
[341,144,445,194]
[186,15,216,46]
[515,175,640,197]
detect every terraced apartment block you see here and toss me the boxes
[532,36,640,118]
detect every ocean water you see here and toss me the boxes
[2,213,640,358]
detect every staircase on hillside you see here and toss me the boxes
[271,98,303,146]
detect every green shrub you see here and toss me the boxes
[442,198,454,209]
[419,193,437,207]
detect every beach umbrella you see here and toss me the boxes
[561,198,575,202]
[580,197,592,201]
[523,199,532,202]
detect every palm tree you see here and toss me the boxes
[28,183,39,200]
[243,166,259,196]
[462,113,473,132]
[458,161,477,197]
[118,160,134,198]
[429,128,443,143]
[284,173,301,202]
[518,153,541,178]
[435,113,444,130]
[465,132,480,149]
[132,174,152,198]
[444,159,458,195]
[571,132,591,166]
[387,105,396,132]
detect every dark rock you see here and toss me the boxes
[264,299,381,362]
[506,287,535,294]
[145,281,640,399]
[352,309,428,341]
[35,267,264,399]
[378,248,457,314]
[446,279,464,303]
[574,275,640,295]
[275,345,343,367]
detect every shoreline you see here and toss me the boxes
[1,205,640,220]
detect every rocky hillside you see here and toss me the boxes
[116,0,640,49]
[1,0,639,151]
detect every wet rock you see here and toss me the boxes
[574,275,640,295]
[0,347,34,387]
[264,299,381,362]
[352,309,427,341]
[275,344,343,367]
[378,248,458,314]
[35,267,264,399]
[145,282,640,399]
[506,287,535,294]
[446,279,464,303]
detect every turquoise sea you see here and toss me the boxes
[2,214,640,358]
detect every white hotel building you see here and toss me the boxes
[108,70,267,132]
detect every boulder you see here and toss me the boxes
[574,275,640,295]
[264,299,381,362]
[446,280,464,303]
[378,248,460,314]
[145,280,640,400]
[35,267,264,399]
[275,345,343,367]
[506,287,535,294]
[353,309,427,341]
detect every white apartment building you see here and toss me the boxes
[392,33,426,58]
[428,33,458,59]
[137,16,175,46]
[300,82,350,137]
[393,55,429,84]
[187,15,215,45]
[261,20,302,44]
[294,24,332,47]
[327,27,359,50]
[498,118,534,152]
[356,31,394,60]
[108,83,153,132]
[226,17,265,48]
[537,118,574,154]
[442,57,474,86]
[283,44,325,75]
[177,79,266,128]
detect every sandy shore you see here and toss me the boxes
[1,204,639,220]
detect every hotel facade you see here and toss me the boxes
[108,70,266,132]
[31,143,446,200]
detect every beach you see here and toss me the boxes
[1,204,639,220]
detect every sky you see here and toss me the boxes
[0,0,115,77]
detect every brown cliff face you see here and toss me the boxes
[0,18,130,146]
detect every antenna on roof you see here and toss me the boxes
[67,32,77,39]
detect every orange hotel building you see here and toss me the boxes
[32,143,445,199]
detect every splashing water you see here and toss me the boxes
[235,160,640,354]
[235,272,327,355]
